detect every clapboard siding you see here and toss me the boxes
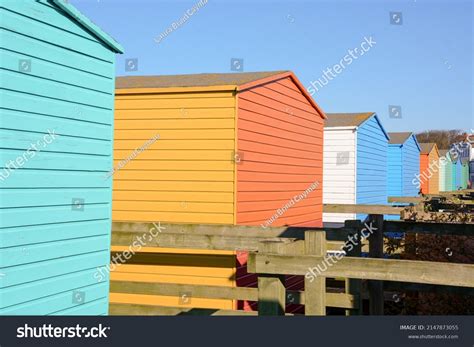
[428,150,440,194]
[419,146,440,195]
[439,156,447,191]
[112,91,236,224]
[402,136,420,196]
[356,116,388,220]
[323,128,356,223]
[454,159,462,189]
[323,114,388,223]
[0,0,121,315]
[109,248,236,310]
[387,146,403,196]
[237,77,324,227]
[461,163,469,189]
[112,87,236,310]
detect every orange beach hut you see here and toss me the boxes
[111,71,326,310]
[419,143,440,194]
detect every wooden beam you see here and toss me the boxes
[368,214,384,315]
[247,253,474,288]
[323,204,402,215]
[388,196,422,204]
[112,222,310,239]
[384,221,474,235]
[113,221,360,242]
[110,281,358,309]
[344,221,363,315]
[112,231,343,252]
[304,231,326,315]
[110,281,256,301]
[257,240,287,316]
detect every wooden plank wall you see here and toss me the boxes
[236,76,324,227]
[111,89,238,309]
[0,0,115,315]
[323,128,356,224]
[113,90,236,224]
[235,76,324,313]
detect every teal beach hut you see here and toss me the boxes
[439,149,454,192]
[0,0,123,315]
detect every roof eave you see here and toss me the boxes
[52,0,124,53]
[236,71,327,120]
[115,85,238,95]
[357,113,390,141]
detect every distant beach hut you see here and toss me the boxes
[418,143,440,194]
[387,132,421,197]
[439,149,454,192]
[323,112,389,224]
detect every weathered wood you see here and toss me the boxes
[248,253,474,288]
[304,231,327,315]
[112,231,295,251]
[368,214,384,315]
[109,280,358,309]
[113,221,363,241]
[344,221,363,315]
[388,196,423,204]
[384,221,474,235]
[257,240,287,316]
[323,204,402,215]
[110,281,256,301]
[112,230,343,252]
[112,222,310,238]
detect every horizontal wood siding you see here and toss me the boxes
[109,247,236,310]
[356,116,388,220]
[236,76,324,313]
[455,160,462,190]
[419,154,430,194]
[451,162,458,190]
[428,150,440,194]
[323,128,356,224]
[387,145,403,197]
[236,77,323,227]
[402,136,420,196]
[0,0,115,315]
[439,157,447,192]
[112,91,236,224]
[112,89,237,309]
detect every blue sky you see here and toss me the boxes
[71,0,473,132]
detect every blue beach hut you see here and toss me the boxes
[387,132,421,198]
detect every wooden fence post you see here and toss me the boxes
[304,230,327,315]
[368,214,384,315]
[257,240,287,316]
[344,220,363,315]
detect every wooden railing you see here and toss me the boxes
[109,205,474,316]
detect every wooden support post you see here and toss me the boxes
[257,240,287,316]
[367,214,384,315]
[344,220,363,315]
[304,230,327,315]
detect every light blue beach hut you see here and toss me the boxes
[0,0,123,315]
